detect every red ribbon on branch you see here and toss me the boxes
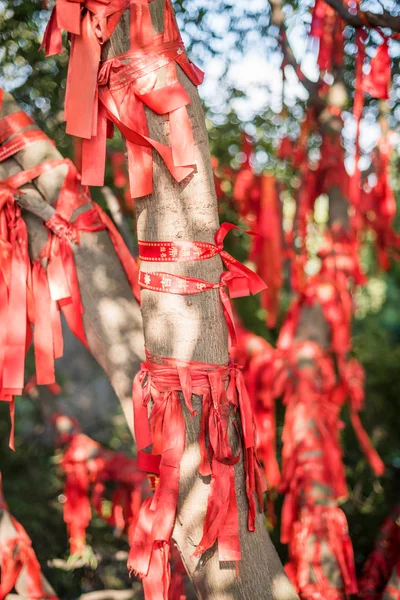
[51,414,148,555]
[138,223,266,347]
[0,100,140,447]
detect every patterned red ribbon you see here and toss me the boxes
[138,223,266,346]
[129,351,265,598]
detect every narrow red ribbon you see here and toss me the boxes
[138,223,266,346]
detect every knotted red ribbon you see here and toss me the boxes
[129,351,265,599]
[138,223,266,346]
[42,0,204,198]
[0,104,140,447]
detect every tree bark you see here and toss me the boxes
[0,92,144,436]
[103,2,298,599]
[323,0,400,32]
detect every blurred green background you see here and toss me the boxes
[1,0,400,597]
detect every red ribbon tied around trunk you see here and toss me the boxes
[41,0,204,198]
[138,223,266,346]
[129,351,265,599]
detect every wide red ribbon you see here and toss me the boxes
[0,105,140,447]
[41,0,204,198]
[0,111,34,143]
[129,352,264,597]
[0,129,52,163]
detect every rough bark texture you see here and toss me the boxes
[0,92,144,436]
[103,2,298,599]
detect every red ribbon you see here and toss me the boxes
[0,475,59,600]
[0,129,52,163]
[0,107,140,447]
[138,223,266,346]
[0,111,34,143]
[52,415,148,556]
[129,352,264,596]
[41,0,203,198]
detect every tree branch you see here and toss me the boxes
[324,0,400,32]
[268,0,320,99]
[15,192,56,222]
[101,186,135,255]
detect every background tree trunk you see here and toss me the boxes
[104,2,298,598]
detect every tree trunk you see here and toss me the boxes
[0,92,144,436]
[289,108,353,596]
[104,2,298,599]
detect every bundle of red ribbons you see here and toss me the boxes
[350,13,399,224]
[232,226,384,598]
[233,136,283,327]
[0,473,58,600]
[130,352,266,599]
[358,504,400,599]
[51,414,149,555]
[0,91,139,448]
[41,0,204,199]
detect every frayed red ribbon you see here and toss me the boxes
[51,414,148,556]
[129,352,265,597]
[0,107,140,448]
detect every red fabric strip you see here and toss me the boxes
[0,111,34,143]
[138,223,266,346]
[0,125,140,448]
[0,130,52,163]
[32,261,56,384]
[41,0,204,198]
[139,270,240,345]
[129,352,264,595]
